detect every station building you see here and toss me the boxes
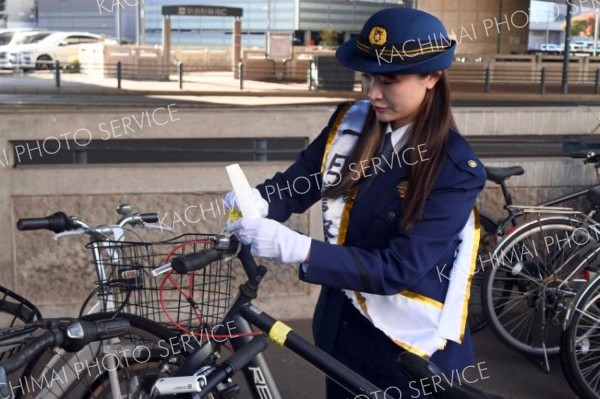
[6,0,550,54]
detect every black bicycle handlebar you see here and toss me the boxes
[0,318,130,394]
[139,213,159,223]
[199,336,269,397]
[397,352,505,399]
[171,248,223,274]
[16,211,72,233]
[571,151,600,164]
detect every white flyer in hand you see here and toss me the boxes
[226,164,262,219]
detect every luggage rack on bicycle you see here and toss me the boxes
[86,233,236,333]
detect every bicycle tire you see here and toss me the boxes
[18,312,190,399]
[560,275,600,399]
[468,213,497,333]
[482,216,595,356]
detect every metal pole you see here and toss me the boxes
[116,2,122,45]
[117,61,122,89]
[54,60,60,88]
[562,1,573,94]
[595,68,600,94]
[594,8,599,57]
[484,67,491,93]
[178,61,183,89]
[239,62,244,90]
[540,67,546,94]
[135,1,141,46]
[496,0,503,54]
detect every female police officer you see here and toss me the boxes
[226,7,486,398]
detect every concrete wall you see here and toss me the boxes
[1,104,600,320]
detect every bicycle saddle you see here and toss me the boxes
[587,186,600,207]
[484,166,524,185]
[397,352,505,399]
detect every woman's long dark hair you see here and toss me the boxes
[323,71,456,231]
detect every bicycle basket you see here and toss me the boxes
[0,286,42,361]
[85,234,234,332]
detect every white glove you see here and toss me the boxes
[225,218,312,263]
[224,188,269,218]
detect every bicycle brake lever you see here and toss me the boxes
[52,229,86,241]
[143,223,176,234]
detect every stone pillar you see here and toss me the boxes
[233,18,242,77]
[162,16,171,76]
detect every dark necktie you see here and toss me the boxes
[357,132,394,197]
[380,132,395,167]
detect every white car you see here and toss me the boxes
[6,31,117,70]
[0,30,51,69]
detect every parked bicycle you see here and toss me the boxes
[479,154,600,373]
[5,204,225,398]
[145,234,504,399]
[468,152,600,333]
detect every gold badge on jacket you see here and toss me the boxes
[397,180,408,198]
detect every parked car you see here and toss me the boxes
[0,30,51,69]
[6,31,117,70]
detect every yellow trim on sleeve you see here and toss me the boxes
[337,186,358,245]
[458,207,481,342]
[268,321,293,347]
[399,290,443,309]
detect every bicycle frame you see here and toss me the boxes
[153,245,392,399]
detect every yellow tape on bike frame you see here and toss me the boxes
[268,321,293,346]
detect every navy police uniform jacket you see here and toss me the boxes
[256,102,487,391]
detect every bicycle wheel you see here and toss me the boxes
[19,313,190,399]
[482,216,597,356]
[561,275,600,399]
[468,214,497,333]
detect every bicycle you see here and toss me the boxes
[10,204,227,398]
[480,172,600,370]
[560,265,600,399]
[145,234,504,399]
[468,152,600,334]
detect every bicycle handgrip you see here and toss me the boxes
[139,213,159,223]
[199,336,269,396]
[17,212,71,233]
[74,318,131,341]
[224,335,268,374]
[171,248,223,274]
[0,331,62,375]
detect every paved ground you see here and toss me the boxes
[239,319,575,399]
[2,70,600,107]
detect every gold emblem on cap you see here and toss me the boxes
[397,181,408,198]
[369,26,387,46]
[468,160,477,168]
